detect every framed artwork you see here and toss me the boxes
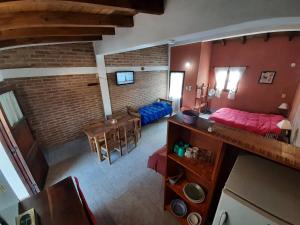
[259,71,276,84]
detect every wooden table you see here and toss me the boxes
[83,114,136,151]
[19,177,90,225]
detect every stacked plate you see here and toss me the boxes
[187,212,202,225]
[183,183,205,204]
[170,199,187,217]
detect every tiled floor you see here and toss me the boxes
[46,118,179,225]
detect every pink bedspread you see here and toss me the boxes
[209,108,284,135]
[147,145,167,176]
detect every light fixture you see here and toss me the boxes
[185,62,191,69]
[277,119,292,130]
[277,119,292,143]
[278,102,288,110]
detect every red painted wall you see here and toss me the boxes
[197,42,212,87]
[170,43,201,109]
[209,36,300,114]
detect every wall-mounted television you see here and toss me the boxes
[116,71,135,85]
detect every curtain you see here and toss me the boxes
[214,67,228,98]
[0,91,23,127]
[227,67,246,100]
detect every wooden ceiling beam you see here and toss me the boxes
[0,0,164,15]
[288,31,297,41]
[0,36,102,48]
[0,27,115,40]
[0,12,133,30]
[221,39,226,46]
[240,36,246,44]
[62,0,164,14]
[264,33,270,42]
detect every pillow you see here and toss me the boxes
[153,101,169,108]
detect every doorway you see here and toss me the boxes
[169,71,185,112]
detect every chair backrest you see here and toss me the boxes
[104,127,120,149]
[132,118,141,130]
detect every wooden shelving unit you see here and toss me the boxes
[164,114,225,225]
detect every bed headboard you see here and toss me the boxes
[158,98,173,106]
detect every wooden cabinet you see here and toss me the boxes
[19,177,90,225]
[164,114,224,225]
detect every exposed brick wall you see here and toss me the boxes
[107,71,168,113]
[0,43,96,69]
[105,45,169,112]
[4,74,104,149]
[104,45,168,66]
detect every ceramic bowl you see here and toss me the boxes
[187,212,202,225]
[110,119,118,124]
[182,110,199,124]
[170,199,187,217]
[183,183,205,204]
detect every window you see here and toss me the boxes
[0,91,24,127]
[215,67,228,91]
[214,67,246,91]
[169,72,184,99]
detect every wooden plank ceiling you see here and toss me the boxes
[0,0,164,48]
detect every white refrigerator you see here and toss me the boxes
[213,154,300,225]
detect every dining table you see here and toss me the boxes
[83,114,137,152]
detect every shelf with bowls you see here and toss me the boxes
[164,114,225,225]
[168,153,213,188]
[166,204,189,225]
[165,179,206,212]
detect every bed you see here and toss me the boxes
[147,145,167,176]
[127,98,173,126]
[209,107,284,136]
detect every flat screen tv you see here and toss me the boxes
[116,71,135,85]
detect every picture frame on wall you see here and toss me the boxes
[258,71,276,84]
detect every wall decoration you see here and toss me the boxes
[259,71,276,84]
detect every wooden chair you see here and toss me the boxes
[95,127,122,165]
[119,120,137,153]
[132,117,142,140]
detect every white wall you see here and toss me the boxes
[94,0,300,55]
[291,105,300,147]
[0,171,18,211]
[0,143,30,200]
[95,54,112,116]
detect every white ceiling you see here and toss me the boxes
[94,0,300,55]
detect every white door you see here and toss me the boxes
[213,189,289,225]
[169,71,184,112]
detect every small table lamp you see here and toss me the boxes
[277,119,292,143]
[278,103,289,117]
